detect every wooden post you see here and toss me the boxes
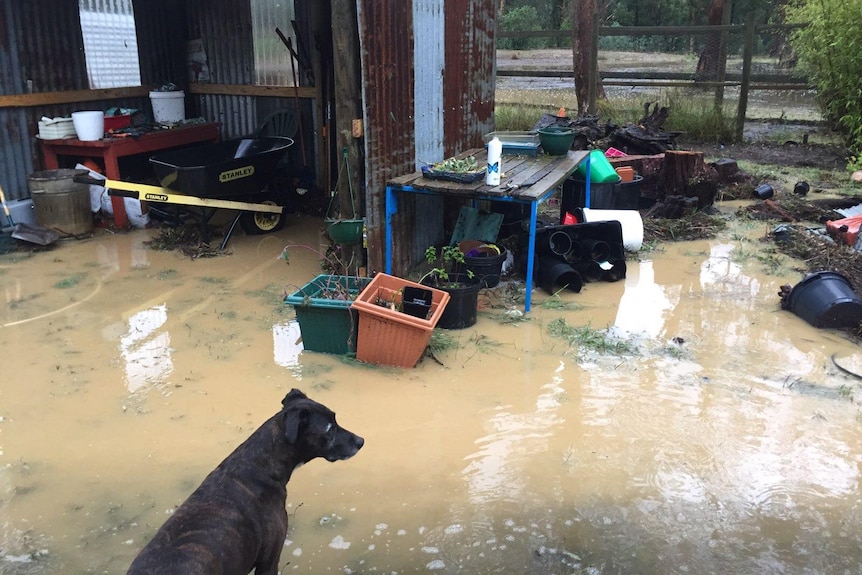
[736,13,755,143]
[331,0,365,274]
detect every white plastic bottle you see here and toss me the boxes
[486,136,502,186]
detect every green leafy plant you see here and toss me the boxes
[419,245,474,288]
[784,0,862,167]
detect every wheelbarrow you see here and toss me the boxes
[75,136,294,248]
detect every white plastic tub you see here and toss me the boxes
[71,111,104,141]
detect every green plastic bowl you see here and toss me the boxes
[538,126,576,155]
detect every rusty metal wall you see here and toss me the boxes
[358,0,496,275]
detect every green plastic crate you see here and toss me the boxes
[284,275,371,354]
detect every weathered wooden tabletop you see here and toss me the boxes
[388,148,590,201]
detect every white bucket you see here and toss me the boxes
[149,90,186,123]
[71,111,105,141]
[582,208,644,252]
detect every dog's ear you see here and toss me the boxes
[282,388,307,408]
[283,408,309,444]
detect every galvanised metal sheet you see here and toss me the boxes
[358,0,496,275]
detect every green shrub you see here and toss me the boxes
[784,0,862,167]
[498,6,544,50]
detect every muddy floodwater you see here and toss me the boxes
[2,210,862,574]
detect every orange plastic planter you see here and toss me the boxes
[351,273,450,368]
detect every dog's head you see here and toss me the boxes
[281,389,364,463]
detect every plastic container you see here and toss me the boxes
[786,271,862,328]
[537,126,576,156]
[150,90,186,123]
[71,111,104,141]
[534,222,627,285]
[284,275,372,354]
[562,175,644,211]
[465,249,507,288]
[28,169,93,235]
[575,149,621,184]
[538,256,583,294]
[616,166,635,182]
[104,114,132,131]
[402,286,433,319]
[435,274,480,330]
[486,136,502,186]
[482,131,541,155]
[37,117,77,140]
[582,208,645,252]
[351,273,450,368]
[754,183,774,200]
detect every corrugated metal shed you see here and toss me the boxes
[358,0,496,275]
[0,0,187,200]
[1,0,497,264]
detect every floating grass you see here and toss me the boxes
[547,318,634,355]
[642,212,727,242]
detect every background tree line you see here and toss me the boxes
[497,0,862,167]
[497,0,777,52]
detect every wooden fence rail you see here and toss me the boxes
[498,20,810,142]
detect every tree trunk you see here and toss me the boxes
[660,150,705,193]
[571,0,594,115]
[695,0,725,79]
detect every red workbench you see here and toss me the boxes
[40,122,220,228]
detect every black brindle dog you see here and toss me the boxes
[127,388,364,575]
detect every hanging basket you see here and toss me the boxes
[326,218,364,244]
[326,147,365,245]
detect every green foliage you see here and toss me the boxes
[784,0,862,165]
[420,245,474,287]
[499,6,545,50]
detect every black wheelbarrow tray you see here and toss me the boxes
[75,136,294,246]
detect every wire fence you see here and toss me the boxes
[497,20,820,141]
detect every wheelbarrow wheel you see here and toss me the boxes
[239,194,286,235]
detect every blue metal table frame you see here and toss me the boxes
[385,148,590,312]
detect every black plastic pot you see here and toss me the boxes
[402,286,432,319]
[787,271,862,328]
[430,273,480,329]
[538,256,583,294]
[465,249,507,288]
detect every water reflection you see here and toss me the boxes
[118,304,173,392]
[611,260,674,339]
[273,320,303,372]
[463,361,567,504]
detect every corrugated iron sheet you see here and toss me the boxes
[358,0,496,275]
[0,0,187,200]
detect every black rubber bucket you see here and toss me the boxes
[465,249,507,288]
[538,256,583,294]
[787,271,862,328]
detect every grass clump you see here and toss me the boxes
[547,318,634,355]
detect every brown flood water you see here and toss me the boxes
[1,211,862,574]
